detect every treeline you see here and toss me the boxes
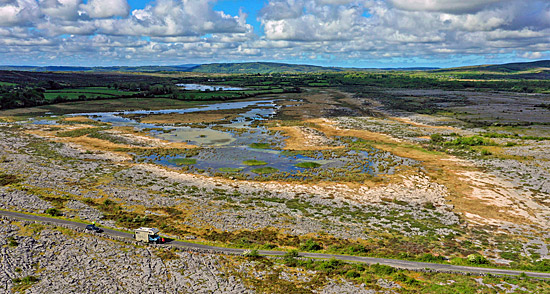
[0,85,46,109]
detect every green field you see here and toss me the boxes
[44,87,139,101]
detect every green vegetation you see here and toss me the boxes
[56,127,105,138]
[243,160,268,166]
[12,276,39,292]
[7,236,18,247]
[251,167,279,174]
[45,208,62,217]
[295,162,322,168]
[219,167,244,172]
[249,143,272,149]
[446,136,496,147]
[189,62,342,74]
[168,158,197,165]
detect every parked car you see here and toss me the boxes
[85,223,103,233]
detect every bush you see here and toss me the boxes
[45,208,62,216]
[371,263,397,275]
[447,136,495,147]
[315,258,342,273]
[300,239,322,251]
[284,249,300,259]
[467,254,488,264]
[480,149,492,156]
[243,249,260,258]
[430,134,445,143]
[7,236,18,247]
[283,249,300,266]
[394,272,419,285]
[345,270,361,278]
[423,202,435,210]
[418,253,446,262]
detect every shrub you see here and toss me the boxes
[345,270,361,278]
[45,208,62,217]
[7,236,18,247]
[300,239,322,251]
[430,134,445,143]
[447,136,495,147]
[243,249,260,259]
[423,202,435,209]
[418,253,446,262]
[467,254,488,264]
[480,149,492,156]
[371,263,397,275]
[284,249,300,259]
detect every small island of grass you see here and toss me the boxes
[243,160,268,166]
[168,158,197,165]
[249,143,271,149]
[219,167,244,172]
[252,167,278,174]
[295,162,322,169]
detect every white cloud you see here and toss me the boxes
[80,0,129,18]
[96,0,250,37]
[519,52,543,59]
[39,0,81,20]
[0,0,549,66]
[0,0,40,26]
[388,0,505,14]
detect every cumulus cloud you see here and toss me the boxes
[388,0,506,14]
[0,0,40,26]
[96,0,250,37]
[39,0,80,20]
[0,0,549,66]
[80,0,129,18]
[261,1,366,41]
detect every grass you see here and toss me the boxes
[168,158,197,165]
[252,167,279,174]
[12,276,39,293]
[243,160,268,166]
[219,167,244,172]
[56,127,105,138]
[295,162,322,168]
[44,87,139,101]
[249,143,272,149]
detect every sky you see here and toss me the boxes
[0,0,549,68]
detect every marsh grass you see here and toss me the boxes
[252,167,279,174]
[168,158,197,165]
[243,160,268,166]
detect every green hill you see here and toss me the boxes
[435,60,550,73]
[187,62,344,74]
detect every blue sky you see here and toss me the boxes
[0,0,549,68]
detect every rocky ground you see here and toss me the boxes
[0,124,460,241]
[1,88,550,292]
[0,217,395,294]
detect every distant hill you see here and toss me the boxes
[0,63,437,74]
[186,62,343,73]
[0,64,199,73]
[435,60,550,73]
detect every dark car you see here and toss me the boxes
[85,224,103,233]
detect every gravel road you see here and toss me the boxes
[2,209,549,279]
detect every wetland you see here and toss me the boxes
[2,69,550,292]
